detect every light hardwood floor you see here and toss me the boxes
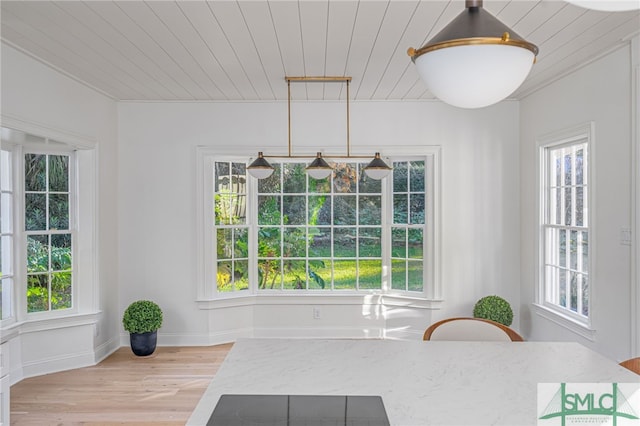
[10,344,233,425]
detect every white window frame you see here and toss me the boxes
[196,146,441,305]
[1,147,16,327]
[22,149,77,316]
[535,123,595,338]
[0,120,99,330]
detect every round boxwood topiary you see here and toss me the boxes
[122,300,163,334]
[473,295,513,326]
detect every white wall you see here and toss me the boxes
[117,99,521,343]
[519,44,634,361]
[1,44,120,380]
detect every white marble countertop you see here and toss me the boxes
[188,338,639,426]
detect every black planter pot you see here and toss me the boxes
[129,330,158,356]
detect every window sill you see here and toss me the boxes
[1,311,101,341]
[196,293,443,310]
[532,303,596,341]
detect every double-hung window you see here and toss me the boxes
[201,149,439,300]
[1,125,97,326]
[24,152,74,313]
[539,126,591,324]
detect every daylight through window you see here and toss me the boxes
[211,156,433,296]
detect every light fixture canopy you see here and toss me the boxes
[408,0,538,109]
[565,0,640,11]
[306,152,333,179]
[247,152,275,179]
[364,153,392,180]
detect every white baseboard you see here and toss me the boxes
[21,351,96,380]
[119,328,254,348]
[94,336,121,364]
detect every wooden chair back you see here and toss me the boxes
[619,357,640,375]
[423,317,524,342]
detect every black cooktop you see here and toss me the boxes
[207,394,391,426]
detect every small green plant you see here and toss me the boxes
[122,300,163,333]
[473,295,513,326]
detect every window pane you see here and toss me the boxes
[333,228,356,257]
[334,260,356,289]
[581,274,589,316]
[308,259,330,289]
[283,195,305,225]
[576,187,584,226]
[392,228,406,258]
[559,229,566,268]
[25,154,46,192]
[27,235,49,273]
[235,259,249,291]
[581,231,588,270]
[283,227,306,258]
[559,268,566,308]
[564,153,572,185]
[309,228,331,257]
[334,195,356,225]
[570,271,577,312]
[49,194,69,230]
[409,161,425,192]
[564,187,572,226]
[392,259,406,290]
[27,273,48,312]
[358,259,381,289]
[393,162,408,192]
[359,228,381,257]
[258,227,281,257]
[215,162,230,188]
[554,188,561,225]
[410,194,425,225]
[48,155,69,192]
[258,195,281,226]
[283,260,306,290]
[51,271,72,310]
[308,196,330,226]
[25,193,46,230]
[393,194,408,224]
[575,149,584,185]
[214,195,227,225]
[407,259,423,291]
[570,230,578,270]
[217,228,232,259]
[283,164,306,193]
[258,259,282,289]
[0,236,11,275]
[408,229,423,259]
[359,195,381,225]
[1,193,12,233]
[235,228,249,258]
[51,233,72,271]
[258,164,281,193]
[333,163,356,193]
[309,176,331,193]
[358,165,381,194]
[217,260,233,292]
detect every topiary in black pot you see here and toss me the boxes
[122,300,163,356]
[473,295,513,326]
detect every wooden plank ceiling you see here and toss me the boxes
[1,1,639,102]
